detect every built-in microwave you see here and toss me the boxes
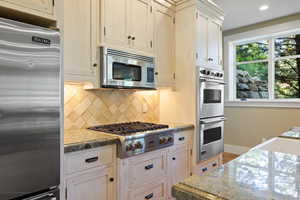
[100,47,156,89]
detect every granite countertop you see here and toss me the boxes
[64,129,120,153]
[64,123,194,153]
[172,148,300,200]
[280,127,300,139]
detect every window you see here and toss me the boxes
[232,32,300,102]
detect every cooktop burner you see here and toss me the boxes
[88,122,169,135]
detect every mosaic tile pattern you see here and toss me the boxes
[64,84,160,130]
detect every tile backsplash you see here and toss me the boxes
[64,84,160,130]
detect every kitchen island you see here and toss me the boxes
[172,129,300,200]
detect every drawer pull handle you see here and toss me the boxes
[145,164,154,170]
[178,137,185,141]
[212,163,217,167]
[202,167,208,172]
[145,193,154,199]
[172,157,176,161]
[85,157,99,163]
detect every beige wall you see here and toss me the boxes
[64,84,159,130]
[223,14,300,148]
[224,107,300,147]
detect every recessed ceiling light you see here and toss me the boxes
[259,4,269,11]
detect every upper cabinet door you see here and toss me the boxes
[0,0,55,18]
[196,13,208,66]
[129,0,154,54]
[64,0,96,81]
[154,4,174,87]
[102,0,128,48]
[207,19,221,66]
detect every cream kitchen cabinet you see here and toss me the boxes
[168,144,191,199]
[64,145,117,200]
[196,11,222,68]
[0,0,56,20]
[154,2,175,87]
[63,0,98,86]
[66,167,115,200]
[100,0,154,55]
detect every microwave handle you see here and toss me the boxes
[200,118,226,125]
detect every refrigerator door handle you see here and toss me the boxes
[26,193,56,200]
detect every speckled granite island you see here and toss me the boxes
[172,128,300,200]
[173,144,300,200]
[64,123,194,153]
[280,127,300,140]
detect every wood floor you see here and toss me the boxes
[222,152,239,164]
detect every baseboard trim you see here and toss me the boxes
[224,144,250,155]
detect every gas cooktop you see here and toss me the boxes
[88,121,169,135]
[88,122,173,158]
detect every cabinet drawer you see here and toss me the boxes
[65,145,114,174]
[129,179,167,200]
[128,151,167,187]
[174,131,191,145]
[194,154,221,175]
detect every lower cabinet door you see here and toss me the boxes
[168,145,191,199]
[66,167,115,200]
[129,179,167,200]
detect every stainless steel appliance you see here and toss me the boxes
[198,117,225,161]
[199,67,225,119]
[198,67,225,162]
[88,122,173,158]
[100,47,156,89]
[0,18,60,199]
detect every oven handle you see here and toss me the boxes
[200,79,226,85]
[200,118,226,125]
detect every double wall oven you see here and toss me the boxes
[198,67,226,162]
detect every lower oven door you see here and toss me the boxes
[199,79,225,119]
[198,117,225,162]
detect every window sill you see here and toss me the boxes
[225,101,300,108]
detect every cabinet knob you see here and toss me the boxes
[109,177,114,182]
[128,35,132,39]
[132,37,135,40]
[172,157,176,161]
[154,72,158,75]
[208,58,214,61]
[93,63,97,67]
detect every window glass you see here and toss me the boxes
[236,62,269,99]
[275,34,300,57]
[236,40,269,62]
[275,58,300,98]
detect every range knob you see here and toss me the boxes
[200,69,206,75]
[167,137,173,142]
[206,70,210,75]
[159,137,167,144]
[220,73,224,78]
[126,144,133,151]
[215,73,220,77]
[135,141,143,149]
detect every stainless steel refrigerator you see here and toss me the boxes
[0,18,60,199]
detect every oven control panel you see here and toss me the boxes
[199,67,224,80]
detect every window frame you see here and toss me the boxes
[227,30,300,107]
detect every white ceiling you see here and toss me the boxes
[213,0,300,31]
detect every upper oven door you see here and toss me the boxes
[199,79,225,119]
[198,117,225,162]
[102,49,155,89]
